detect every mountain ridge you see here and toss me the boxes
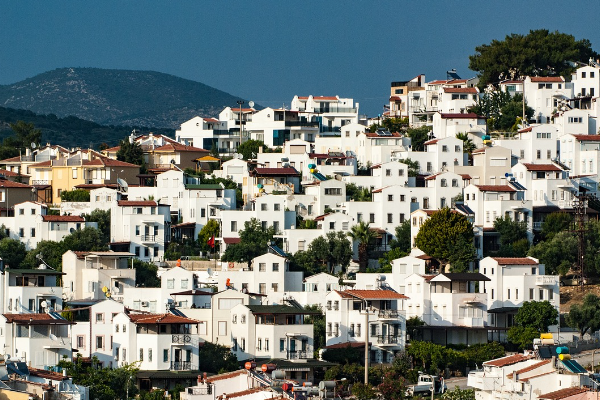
[0,67,249,128]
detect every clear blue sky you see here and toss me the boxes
[2,0,600,117]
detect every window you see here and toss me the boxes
[329,222,335,230]
[441,179,447,187]
[399,213,405,223]
[325,188,341,195]
[154,247,159,257]
[116,324,119,332]
[369,213,375,223]
[135,225,140,235]
[261,203,268,211]
[388,194,393,201]
[400,195,405,202]
[440,198,447,208]
[96,313,104,323]
[507,289,511,299]
[135,247,140,257]
[272,262,280,272]
[259,283,266,294]
[342,222,349,230]
[516,289,519,299]
[231,221,237,232]
[387,213,393,223]
[122,348,126,360]
[167,279,175,289]
[399,169,404,176]
[539,289,544,300]
[19,209,24,215]
[181,279,188,289]
[259,263,266,272]
[30,228,35,237]
[385,169,391,176]
[280,339,285,352]
[163,349,169,362]
[257,338,262,351]
[19,228,24,238]
[265,339,269,351]
[96,336,104,349]
[232,338,238,351]
[274,203,281,211]
[442,145,448,152]
[357,213,362,222]
[139,348,144,361]
[77,335,85,349]
[123,325,126,332]
[218,321,227,336]
[31,208,35,215]
[272,283,278,292]
[426,162,432,172]
[491,289,494,300]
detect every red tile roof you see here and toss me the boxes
[2,313,73,324]
[459,174,472,180]
[0,169,29,177]
[84,157,140,168]
[446,79,468,84]
[0,156,22,163]
[205,118,220,123]
[0,180,32,188]
[340,289,408,300]
[539,387,589,400]
[424,139,439,145]
[364,131,402,138]
[492,257,538,265]
[506,360,551,379]
[324,341,370,349]
[42,215,85,222]
[206,369,248,383]
[529,76,564,83]
[217,387,270,400]
[127,313,199,325]
[573,134,600,141]
[475,185,516,192]
[29,367,70,381]
[443,87,478,94]
[518,370,555,382]
[313,96,338,101]
[153,143,209,153]
[484,354,531,367]
[252,167,299,176]
[117,200,157,207]
[428,80,448,85]
[390,96,402,101]
[223,237,241,245]
[425,173,441,180]
[440,113,484,119]
[314,213,331,221]
[518,126,533,133]
[29,160,52,168]
[522,163,561,172]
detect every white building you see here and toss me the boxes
[523,76,571,124]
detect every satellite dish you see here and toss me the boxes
[41,300,48,309]
[113,287,120,294]
[69,228,75,233]
[31,142,37,149]
[207,267,213,276]
[248,101,255,108]
[38,264,47,270]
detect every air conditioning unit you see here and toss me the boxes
[141,301,149,307]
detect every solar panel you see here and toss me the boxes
[510,181,527,191]
[171,309,186,317]
[537,346,552,359]
[562,359,587,374]
[49,312,64,320]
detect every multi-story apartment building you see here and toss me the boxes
[325,289,407,365]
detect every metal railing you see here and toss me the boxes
[285,121,319,128]
[377,335,400,345]
[187,386,213,395]
[171,361,194,370]
[32,180,50,185]
[378,310,400,319]
[172,334,192,344]
[141,235,156,241]
[287,349,312,360]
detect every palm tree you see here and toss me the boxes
[347,221,378,273]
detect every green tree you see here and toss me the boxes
[62,227,108,252]
[389,221,411,253]
[237,139,264,160]
[10,120,42,149]
[406,316,425,341]
[528,231,577,275]
[455,133,476,162]
[407,126,432,152]
[370,116,409,133]
[346,183,372,201]
[0,238,27,268]
[469,30,598,88]
[566,294,600,338]
[304,305,326,351]
[198,219,220,253]
[21,240,65,270]
[197,342,238,373]
[83,209,111,245]
[463,342,505,368]
[133,259,160,287]
[493,216,529,256]
[508,301,558,349]
[414,208,475,271]
[321,344,363,365]
[378,370,407,400]
[352,383,377,400]
[541,212,572,240]
[396,158,420,177]
[60,189,91,202]
[221,218,275,266]
[116,138,144,169]
[442,387,476,400]
[347,221,378,273]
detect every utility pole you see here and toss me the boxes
[572,192,596,291]
[237,100,245,150]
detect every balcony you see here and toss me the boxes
[533,222,543,230]
[141,235,156,243]
[376,335,400,345]
[285,121,319,128]
[378,310,400,319]
[32,180,50,186]
[187,386,213,395]
[171,361,195,371]
[287,349,312,360]
[172,334,192,344]
[536,276,559,286]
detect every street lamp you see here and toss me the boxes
[359,302,376,384]
[334,377,347,399]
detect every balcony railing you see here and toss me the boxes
[171,361,194,371]
[378,310,400,319]
[536,276,559,286]
[141,235,156,242]
[533,222,543,230]
[172,334,192,344]
[285,121,319,128]
[32,180,50,185]
[376,335,400,345]
[187,386,213,395]
[287,349,312,360]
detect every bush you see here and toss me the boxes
[60,189,90,202]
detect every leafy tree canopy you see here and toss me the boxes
[567,294,600,338]
[0,238,27,269]
[369,116,409,133]
[197,342,239,374]
[348,221,378,273]
[414,208,475,271]
[346,183,372,202]
[508,301,558,349]
[396,158,420,177]
[60,189,90,202]
[82,209,111,245]
[528,231,577,275]
[222,218,275,265]
[469,30,598,88]
[133,259,160,287]
[493,216,529,257]
[541,212,572,241]
[407,126,432,152]
[116,138,144,170]
[198,219,220,252]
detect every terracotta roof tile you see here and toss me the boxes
[0,180,32,188]
[29,367,70,381]
[364,131,402,138]
[539,387,588,400]
[522,163,561,172]
[313,96,338,101]
[153,143,209,153]
[2,313,73,324]
[475,185,516,192]
[0,169,29,177]
[216,387,270,400]
[117,200,157,207]
[424,139,439,145]
[506,360,552,379]
[84,157,140,168]
[518,370,555,382]
[443,87,478,94]
[42,215,85,222]
[127,313,199,325]
[573,134,600,141]
[205,369,247,383]
[484,354,531,367]
[340,289,408,300]
[529,76,564,83]
[491,257,538,265]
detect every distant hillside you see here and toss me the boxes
[0,106,173,149]
[0,68,249,128]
